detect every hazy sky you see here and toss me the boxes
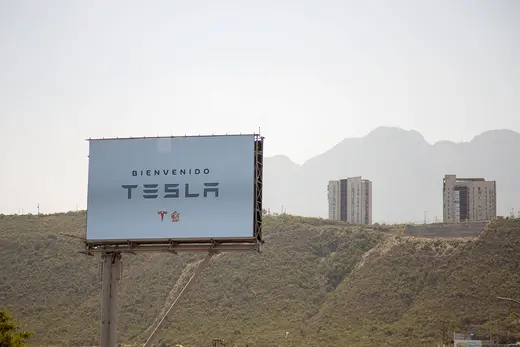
[1,0,519,214]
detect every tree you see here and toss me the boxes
[0,310,32,347]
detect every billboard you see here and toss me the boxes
[86,134,263,244]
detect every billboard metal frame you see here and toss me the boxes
[84,133,264,254]
[83,133,264,347]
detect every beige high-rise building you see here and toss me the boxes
[443,174,496,223]
[327,176,372,225]
[327,180,341,220]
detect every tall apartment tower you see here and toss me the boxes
[327,180,341,220]
[328,176,372,225]
[443,174,496,223]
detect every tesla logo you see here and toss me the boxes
[157,211,168,221]
[157,210,180,222]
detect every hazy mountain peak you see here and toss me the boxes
[479,128,519,136]
[471,129,520,144]
[365,126,428,144]
[327,127,428,154]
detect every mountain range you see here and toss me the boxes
[263,127,520,223]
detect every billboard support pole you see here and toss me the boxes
[143,252,214,347]
[100,252,122,347]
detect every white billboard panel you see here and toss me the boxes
[86,135,255,242]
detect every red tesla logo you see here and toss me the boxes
[157,211,168,221]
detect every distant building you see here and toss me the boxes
[327,180,341,220]
[328,176,372,225]
[443,174,496,223]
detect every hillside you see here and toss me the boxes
[263,127,520,223]
[1,212,520,346]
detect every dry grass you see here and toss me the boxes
[1,212,519,346]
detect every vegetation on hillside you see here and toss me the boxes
[307,217,520,346]
[0,212,519,346]
[0,310,32,346]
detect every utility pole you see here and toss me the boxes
[100,252,122,347]
[423,211,427,224]
[37,203,40,215]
